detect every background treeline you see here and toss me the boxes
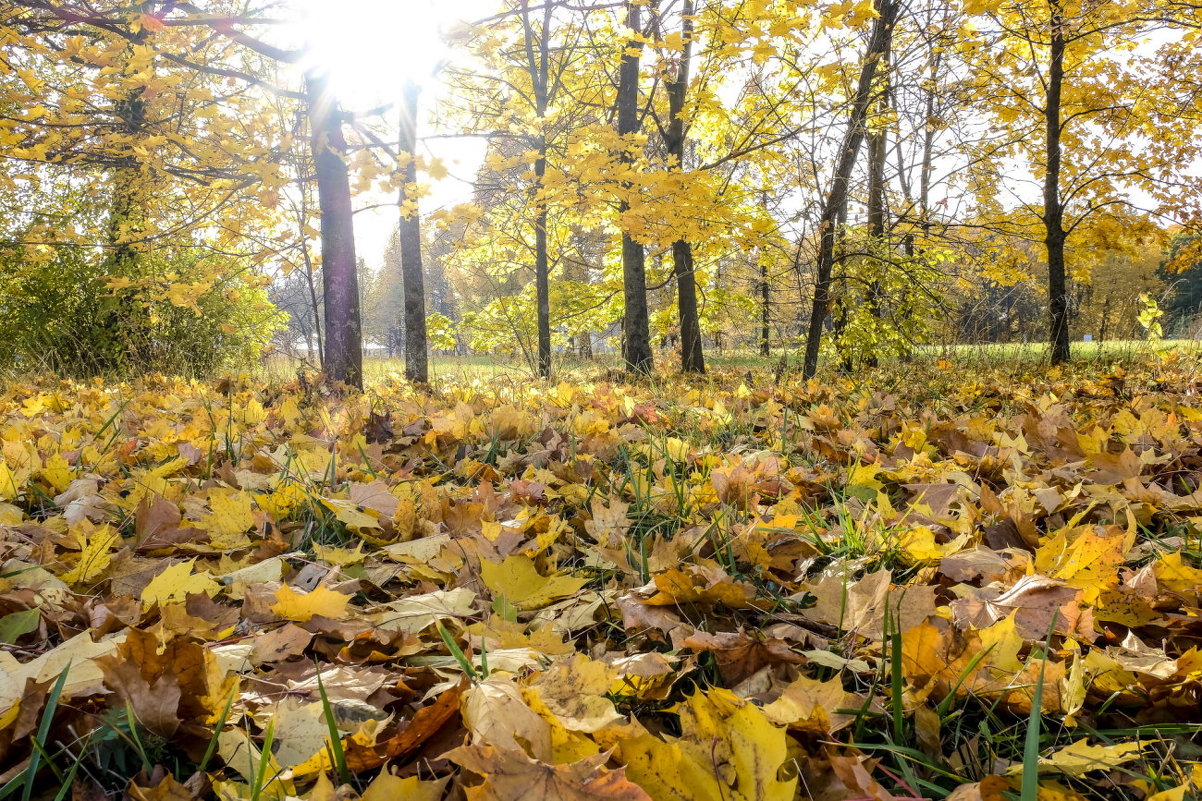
[2,0,1202,386]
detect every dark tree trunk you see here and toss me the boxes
[398,79,428,384]
[663,0,704,373]
[1045,1,1070,365]
[520,0,554,378]
[534,157,552,377]
[305,71,363,389]
[802,0,899,378]
[673,241,704,372]
[618,1,653,375]
[759,256,771,357]
[864,71,888,369]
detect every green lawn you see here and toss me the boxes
[261,338,1200,384]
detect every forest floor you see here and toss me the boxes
[1,350,1202,800]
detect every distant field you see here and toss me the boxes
[924,338,1200,363]
[263,338,1201,383]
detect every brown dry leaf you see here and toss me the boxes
[462,675,552,760]
[450,744,652,801]
[803,568,936,639]
[350,479,400,517]
[643,566,759,609]
[346,681,465,772]
[97,656,182,737]
[679,630,806,686]
[761,674,859,734]
[249,623,313,664]
[527,654,623,732]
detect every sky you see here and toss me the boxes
[297,0,497,268]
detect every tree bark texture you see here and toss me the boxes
[306,71,363,389]
[398,79,429,384]
[618,0,653,374]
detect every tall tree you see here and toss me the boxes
[617,0,653,374]
[802,0,901,378]
[660,0,704,373]
[518,0,555,378]
[1042,0,1069,364]
[304,68,363,387]
[969,0,1202,365]
[397,79,429,384]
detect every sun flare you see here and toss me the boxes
[298,0,455,106]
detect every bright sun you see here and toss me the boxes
[297,0,455,107]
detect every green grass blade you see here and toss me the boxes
[315,667,351,786]
[199,682,239,773]
[436,621,478,680]
[17,662,71,801]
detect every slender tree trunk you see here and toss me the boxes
[520,0,554,378]
[663,0,704,373]
[919,48,939,239]
[802,0,899,378]
[760,257,771,357]
[867,128,887,241]
[1045,1,1070,365]
[865,73,888,369]
[673,241,704,371]
[398,79,429,384]
[299,223,324,365]
[618,1,653,374]
[305,71,363,389]
[534,154,552,377]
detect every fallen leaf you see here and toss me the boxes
[271,584,351,622]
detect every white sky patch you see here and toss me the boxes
[295,0,495,267]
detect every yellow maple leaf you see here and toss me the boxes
[619,687,795,801]
[761,674,859,734]
[361,772,449,801]
[1152,552,1202,597]
[61,524,120,585]
[271,584,350,622]
[200,488,256,538]
[0,461,19,500]
[39,454,74,493]
[1003,739,1146,777]
[424,157,449,180]
[479,555,588,611]
[141,559,221,611]
[321,498,382,530]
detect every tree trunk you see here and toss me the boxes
[398,79,429,384]
[534,156,552,377]
[520,0,554,378]
[299,227,324,365]
[618,1,653,374]
[1045,1,1070,365]
[802,0,899,378]
[664,0,704,373]
[865,78,888,369]
[759,256,771,357]
[673,240,704,372]
[305,71,363,389]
